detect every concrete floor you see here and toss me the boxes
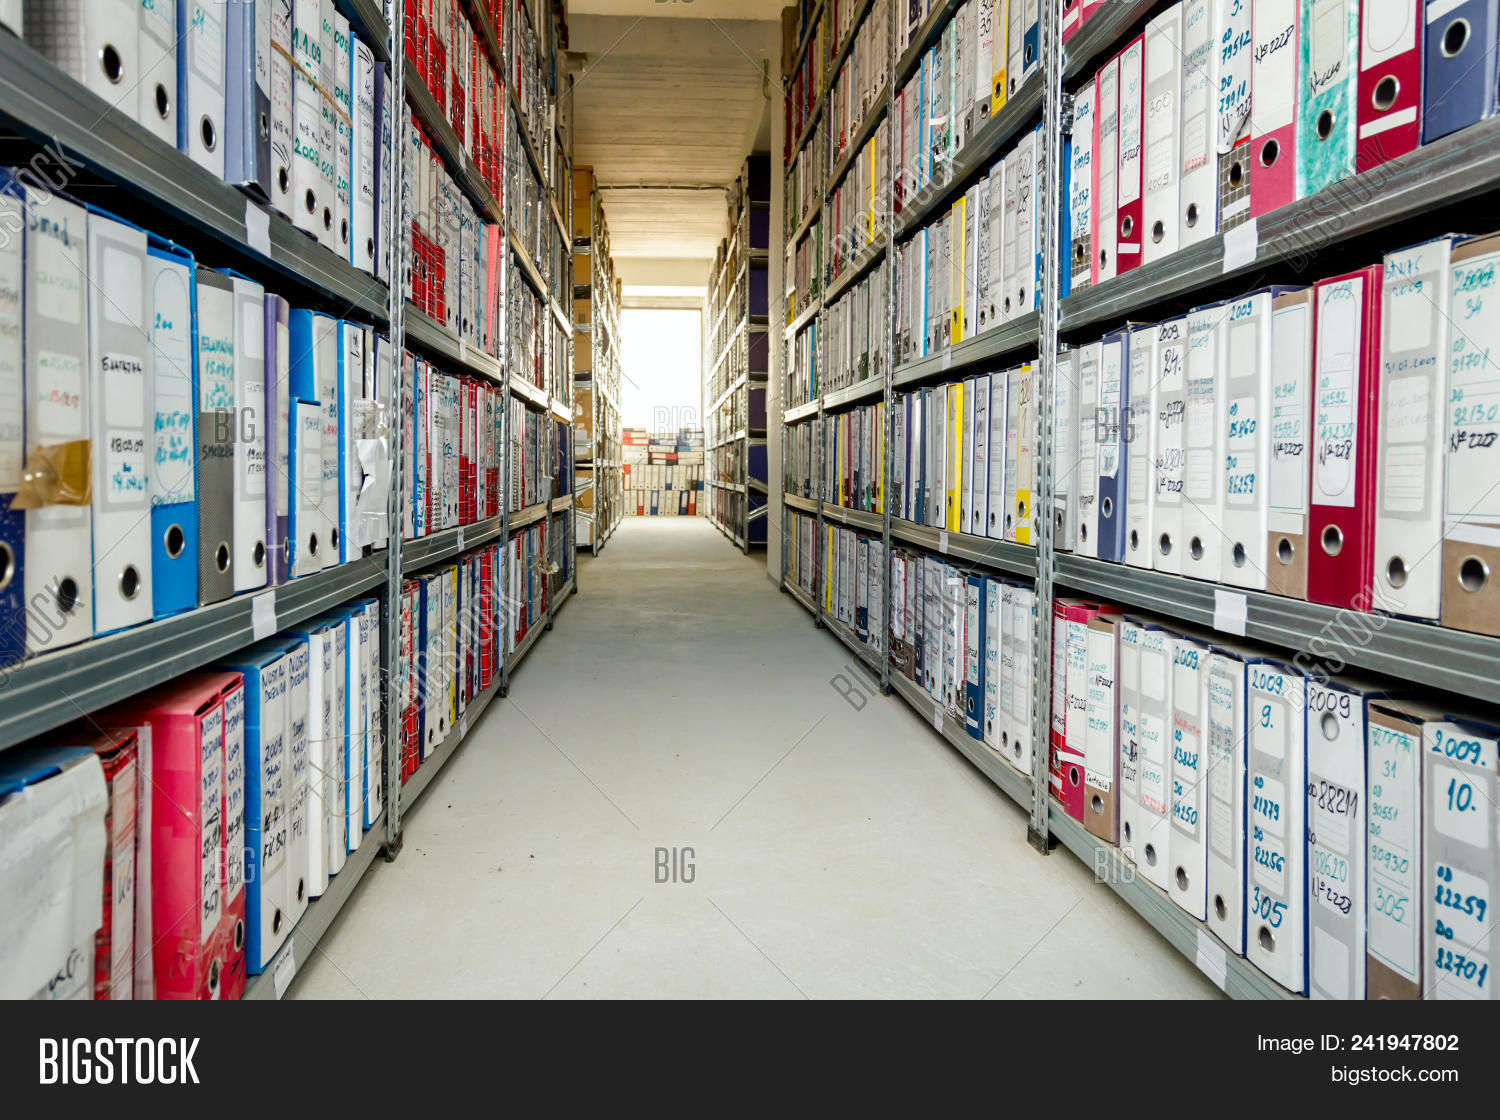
[289,517,1221,999]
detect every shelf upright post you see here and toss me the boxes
[499,108,515,700]
[879,0,896,695]
[1028,0,1067,851]
[381,0,410,857]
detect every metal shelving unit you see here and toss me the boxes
[0,0,581,1000]
[704,155,771,551]
[774,0,1500,1001]
[573,166,624,554]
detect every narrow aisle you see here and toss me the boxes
[291,520,1220,999]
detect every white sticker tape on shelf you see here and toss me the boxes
[941,349,952,371]
[459,337,468,362]
[932,703,943,732]
[1221,218,1258,275]
[460,714,468,740]
[457,526,465,551]
[939,530,949,554]
[1213,589,1248,637]
[246,202,272,257]
[1195,929,1227,991]
[272,942,296,998]
[251,592,278,641]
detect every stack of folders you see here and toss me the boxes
[511,0,554,153]
[0,177,391,673]
[888,549,1038,777]
[1047,605,1500,1001]
[506,520,549,648]
[509,117,562,302]
[19,1,392,280]
[510,398,549,511]
[821,402,886,514]
[827,118,890,281]
[823,259,889,393]
[894,124,1044,366]
[789,216,823,324]
[398,352,504,541]
[508,263,560,395]
[787,315,819,406]
[404,0,507,203]
[890,366,1038,544]
[0,598,383,999]
[781,12,825,161]
[1061,0,1500,298]
[820,522,887,652]
[1055,233,1500,636]
[784,422,816,498]
[398,542,502,782]
[407,124,503,355]
[788,510,819,597]
[828,0,890,169]
[892,0,1042,211]
[785,129,826,237]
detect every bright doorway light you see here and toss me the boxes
[621,308,701,431]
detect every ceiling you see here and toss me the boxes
[569,0,787,20]
[564,14,780,290]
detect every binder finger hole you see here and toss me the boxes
[154,83,170,120]
[215,542,230,572]
[118,565,140,601]
[1190,536,1204,561]
[234,919,244,952]
[1144,842,1158,867]
[56,578,78,615]
[308,532,319,557]
[341,218,349,245]
[1158,532,1171,557]
[1175,867,1188,892]
[1185,203,1199,229]
[1122,821,1132,842]
[1258,926,1275,953]
[1129,529,1140,552]
[1259,138,1280,169]
[1080,524,1088,542]
[272,908,283,934]
[1321,524,1343,556]
[1101,497,1113,519]
[0,543,12,592]
[200,116,216,153]
[1321,712,1340,741]
[1373,76,1400,113]
[1459,556,1489,594]
[100,44,123,84]
[330,527,339,551]
[1385,555,1408,588]
[1232,542,1247,568]
[1068,764,1081,788]
[208,959,220,994]
[1214,894,1227,921]
[1315,110,1335,142]
[259,111,270,142]
[252,540,266,568]
[1442,18,1471,58]
[323,207,333,231]
[305,189,317,214]
[165,523,185,558]
[1228,161,1244,189]
[1277,537,1295,565]
[1120,216,1134,239]
[1151,220,1165,244]
[1090,794,1102,816]
[297,877,306,903]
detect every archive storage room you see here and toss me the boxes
[0,0,1498,1035]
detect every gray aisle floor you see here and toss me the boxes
[290,517,1221,999]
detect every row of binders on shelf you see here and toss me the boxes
[10,0,393,278]
[893,0,1041,210]
[510,109,567,303]
[0,597,384,999]
[889,543,1039,773]
[828,0,890,174]
[1056,234,1500,635]
[509,261,570,400]
[785,124,825,239]
[897,123,1042,361]
[785,510,873,625]
[824,258,891,400]
[893,366,1037,543]
[1047,597,1498,1000]
[827,116,890,282]
[405,0,508,204]
[406,127,503,354]
[397,525,552,779]
[1065,0,1500,292]
[822,401,886,514]
[0,180,391,669]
